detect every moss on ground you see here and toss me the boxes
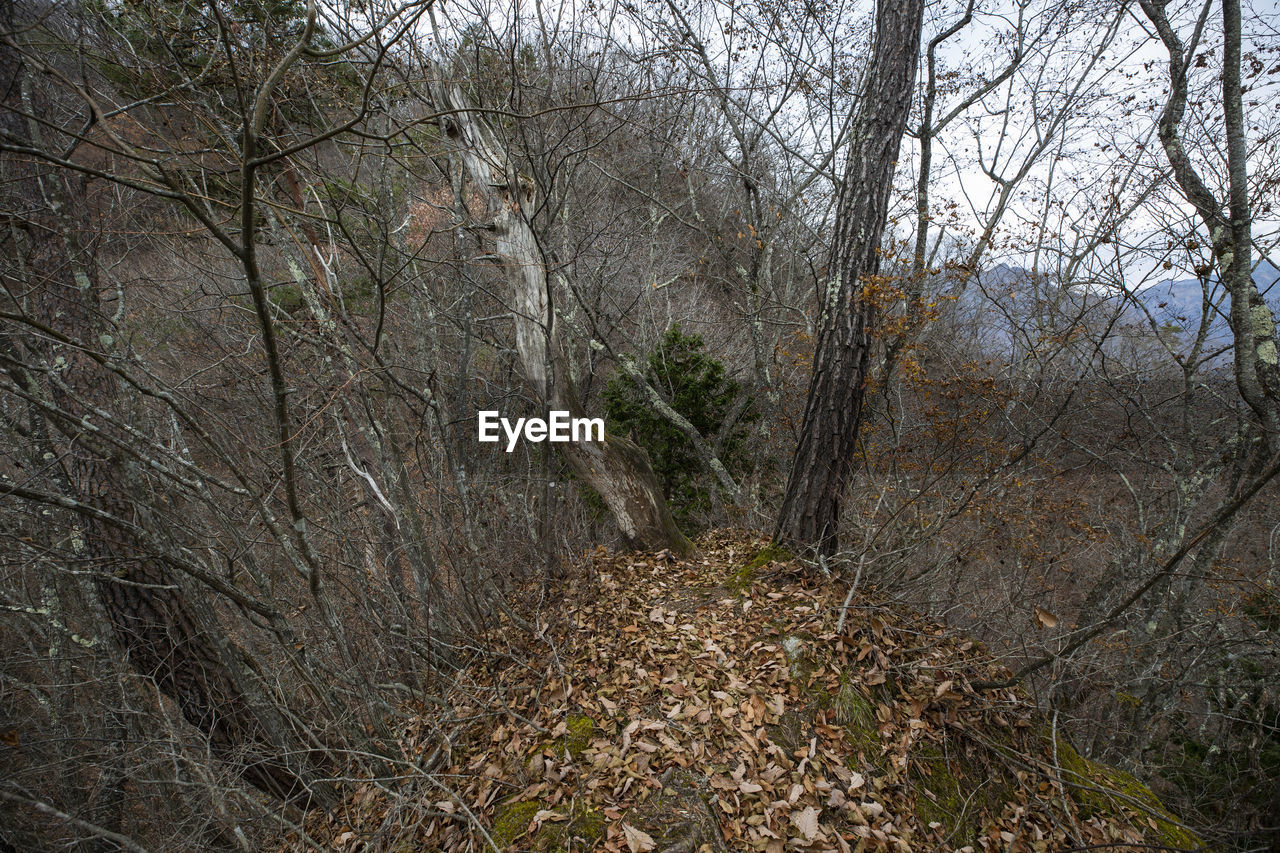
[1053,736,1202,851]
[489,798,604,851]
[564,713,594,760]
[910,744,1012,846]
[540,801,605,852]
[726,542,797,593]
[726,563,756,593]
[745,542,794,571]
[491,800,543,848]
[494,717,599,848]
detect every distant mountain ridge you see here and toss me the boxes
[1133,258,1280,353]
[951,258,1280,361]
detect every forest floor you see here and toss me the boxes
[297,531,1202,853]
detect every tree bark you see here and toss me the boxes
[432,81,691,555]
[774,0,925,557]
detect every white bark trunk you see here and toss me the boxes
[432,81,691,554]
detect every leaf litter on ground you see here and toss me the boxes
[296,531,1188,853]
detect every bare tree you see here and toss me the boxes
[1140,0,1280,449]
[427,72,692,554]
[0,12,330,807]
[774,0,925,556]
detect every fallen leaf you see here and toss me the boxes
[791,805,821,840]
[622,823,656,852]
[1033,605,1059,629]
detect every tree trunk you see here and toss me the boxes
[774,0,925,557]
[0,36,330,806]
[1140,0,1280,451]
[432,81,691,555]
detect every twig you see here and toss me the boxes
[974,449,1280,690]
[0,789,151,853]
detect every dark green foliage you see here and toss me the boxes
[603,324,754,529]
[268,276,377,317]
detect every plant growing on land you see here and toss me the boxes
[604,324,755,528]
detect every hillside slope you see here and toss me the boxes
[302,533,1203,853]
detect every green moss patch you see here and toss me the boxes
[1054,736,1202,851]
[563,713,594,760]
[910,744,1013,846]
[491,800,543,848]
[539,801,605,852]
[489,798,604,852]
[745,542,794,572]
[726,563,756,593]
[725,542,792,592]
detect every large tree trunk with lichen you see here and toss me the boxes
[432,81,691,554]
[774,0,925,557]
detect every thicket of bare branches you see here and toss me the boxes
[2,0,1278,848]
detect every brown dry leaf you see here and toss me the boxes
[622,823,656,852]
[307,534,1165,853]
[1033,605,1059,630]
[790,805,821,840]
